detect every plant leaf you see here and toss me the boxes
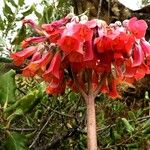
[110,127,121,143]
[0,17,5,30]
[34,9,42,19]
[11,25,26,45]
[3,1,13,15]
[22,5,34,17]
[121,118,134,134]
[0,70,16,105]
[143,119,150,129]
[18,0,25,7]
[7,0,18,8]
[5,132,28,150]
[5,82,45,120]
[0,57,13,63]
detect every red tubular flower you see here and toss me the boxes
[23,19,36,26]
[114,59,124,79]
[58,35,80,53]
[43,52,62,82]
[22,19,43,34]
[113,32,135,58]
[21,37,46,48]
[84,59,97,70]
[96,51,114,73]
[83,41,94,61]
[134,63,149,80]
[124,77,136,84]
[70,62,84,73]
[68,45,84,62]
[85,19,97,28]
[127,17,148,39]
[48,29,63,43]
[11,46,37,66]
[124,66,137,78]
[108,77,120,98]
[73,24,93,41]
[124,58,137,78]
[11,16,150,99]
[67,74,85,93]
[46,78,66,95]
[100,77,109,94]
[40,52,53,73]
[95,36,112,53]
[22,66,36,77]
[42,24,54,33]
[141,39,150,57]
[22,52,52,77]
[30,51,42,62]
[132,44,144,67]
[67,79,79,92]
[42,17,69,32]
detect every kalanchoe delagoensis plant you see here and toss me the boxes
[11,14,150,149]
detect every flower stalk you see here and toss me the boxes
[86,94,97,150]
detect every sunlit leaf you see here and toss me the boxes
[41,6,53,23]
[0,37,5,45]
[18,0,25,7]
[0,17,5,30]
[121,118,134,134]
[3,1,13,15]
[0,70,16,105]
[11,25,26,45]
[34,9,42,19]
[58,0,66,6]
[7,0,18,8]
[128,111,136,120]
[7,14,15,22]
[22,5,34,17]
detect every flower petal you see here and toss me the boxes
[132,44,144,67]
[43,52,62,81]
[58,35,80,53]
[11,46,37,66]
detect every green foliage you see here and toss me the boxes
[7,0,18,8]
[5,82,45,121]
[110,127,121,143]
[3,1,14,15]
[22,5,34,17]
[11,25,26,45]
[0,57,12,63]
[5,132,28,150]
[18,0,25,7]
[121,118,134,134]
[33,7,42,19]
[0,70,16,105]
[143,119,150,134]
[0,17,5,30]
[0,37,6,53]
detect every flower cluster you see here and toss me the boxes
[11,15,150,98]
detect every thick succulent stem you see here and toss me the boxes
[86,94,97,150]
